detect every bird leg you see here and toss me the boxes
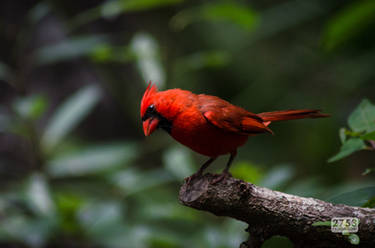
[212,151,237,184]
[185,157,216,183]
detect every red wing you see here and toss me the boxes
[198,94,272,135]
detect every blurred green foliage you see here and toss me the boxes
[170,2,258,31]
[329,99,375,163]
[0,0,374,247]
[323,0,375,51]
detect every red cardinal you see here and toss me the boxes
[141,83,328,181]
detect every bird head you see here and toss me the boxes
[140,82,159,136]
[140,82,174,136]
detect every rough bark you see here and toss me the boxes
[179,173,375,248]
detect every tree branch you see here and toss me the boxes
[179,174,375,248]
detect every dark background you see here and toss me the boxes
[0,0,374,247]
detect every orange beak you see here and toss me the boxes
[143,117,160,136]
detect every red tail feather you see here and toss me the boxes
[258,109,329,122]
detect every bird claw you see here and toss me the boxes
[212,171,232,184]
[184,172,203,184]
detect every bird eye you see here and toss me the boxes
[142,104,157,121]
[147,104,155,112]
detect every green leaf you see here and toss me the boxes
[171,2,258,31]
[312,221,331,227]
[130,32,165,87]
[28,2,50,23]
[362,168,374,176]
[339,128,347,144]
[323,0,375,51]
[90,44,134,64]
[328,138,366,163]
[47,143,136,177]
[90,44,113,62]
[70,0,183,30]
[348,99,375,133]
[119,0,183,13]
[101,0,183,19]
[163,146,195,180]
[361,130,375,140]
[201,2,258,30]
[13,94,47,120]
[327,186,375,206]
[41,85,101,153]
[26,173,56,218]
[347,233,360,245]
[36,36,107,65]
[55,193,85,233]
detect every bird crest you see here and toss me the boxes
[140,81,158,118]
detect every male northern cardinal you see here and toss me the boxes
[141,83,328,182]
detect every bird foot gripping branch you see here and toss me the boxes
[140,82,329,179]
[184,170,232,186]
